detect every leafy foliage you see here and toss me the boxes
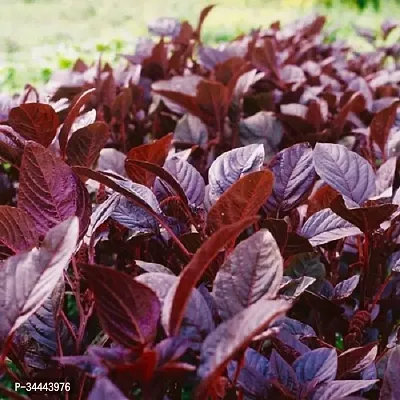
[0,5,399,399]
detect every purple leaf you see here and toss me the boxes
[239,111,284,163]
[196,298,290,396]
[333,275,360,300]
[96,148,127,177]
[265,143,316,215]
[173,114,208,146]
[159,157,205,207]
[375,157,397,197]
[111,180,162,233]
[135,260,174,275]
[380,345,400,400]
[208,144,264,204]
[277,317,316,338]
[293,348,338,386]
[148,17,181,37]
[269,349,300,396]
[227,348,270,398]
[136,273,215,349]
[88,377,128,400]
[313,143,376,205]
[0,217,79,345]
[312,380,378,400]
[301,208,362,246]
[212,229,283,320]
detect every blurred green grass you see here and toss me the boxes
[0,0,399,92]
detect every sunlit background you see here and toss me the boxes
[0,0,399,92]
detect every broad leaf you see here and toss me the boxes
[380,345,400,400]
[370,100,399,154]
[301,208,362,246]
[196,298,290,398]
[0,206,38,253]
[66,122,110,168]
[207,170,274,233]
[125,134,172,187]
[208,144,264,204]
[18,142,91,236]
[312,380,378,400]
[167,216,258,336]
[8,103,59,147]
[159,157,205,207]
[337,343,377,378]
[227,348,269,398]
[59,88,96,157]
[375,157,397,197]
[212,229,283,320]
[333,275,360,300]
[269,349,300,396]
[293,348,337,386]
[173,114,208,145]
[82,264,161,347]
[313,143,375,205]
[239,111,284,162]
[265,143,316,216]
[0,217,79,345]
[97,148,126,176]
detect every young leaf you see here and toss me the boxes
[293,348,338,386]
[59,88,96,157]
[8,103,59,147]
[208,144,265,204]
[264,143,316,216]
[0,217,79,346]
[125,134,173,186]
[18,142,90,236]
[207,170,274,233]
[301,208,362,246]
[212,229,283,320]
[313,143,375,205]
[196,298,290,399]
[81,264,161,347]
[370,100,399,154]
[306,185,339,218]
[66,122,110,168]
[0,206,38,253]
[97,148,126,176]
[333,275,360,300]
[167,216,259,336]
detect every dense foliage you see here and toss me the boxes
[0,5,399,399]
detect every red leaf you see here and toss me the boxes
[17,142,91,237]
[195,4,216,40]
[59,88,96,157]
[8,103,59,147]
[370,100,400,154]
[167,216,259,336]
[0,206,38,253]
[125,134,172,187]
[337,342,377,378]
[306,185,339,218]
[332,92,365,133]
[207,170,274,233]
[81,264,161,347]
[66,122,110,168]
[330,195,397,232]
